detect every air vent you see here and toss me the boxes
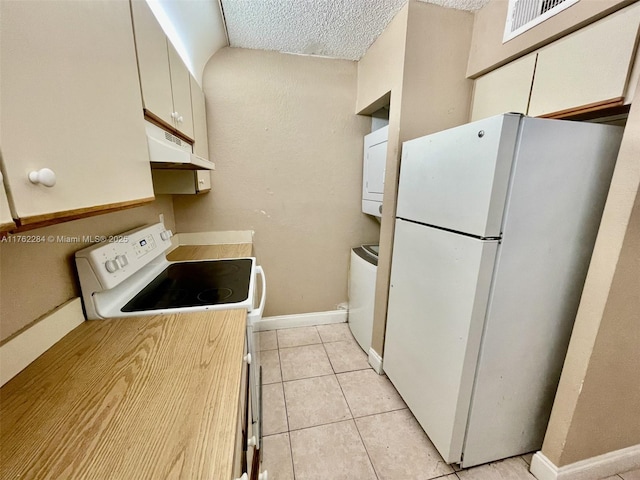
[503,0,579,42]
[163,130,185,147]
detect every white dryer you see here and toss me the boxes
[348,245,378,353]
[362,126,388,217]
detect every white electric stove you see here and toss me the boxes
[75,222,266,453]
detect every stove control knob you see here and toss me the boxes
[116,254,129,268]
[105,259,120,273]
[160,230,173,241]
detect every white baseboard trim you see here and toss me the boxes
[368,348,384,374]
[530,444,640,480]
[254,310,347,331]
[0,298,85,387]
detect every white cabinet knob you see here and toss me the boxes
[258,471,268,480]
[247,435,257,447]
[244,353,252,365]
[28,168,56,187]
[171,112,178,119]
[177,115,184,124]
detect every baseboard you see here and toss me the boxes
[255,310,347,331]
[0,298,85,387]
[368,347,384,374]
[530,444,640,480]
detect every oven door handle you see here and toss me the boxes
[249,266,266,320]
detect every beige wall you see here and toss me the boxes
[541,79,640,466]
[0,197,175,342]
[357,4,408,356]
[356,5,408,115]
[356,1,474,355]
[172,47,380,317]
[467,0,633,77]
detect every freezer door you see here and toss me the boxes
[384,219,498,464]
[397,114,520,238]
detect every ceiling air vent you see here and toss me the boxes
[503,0,580,42]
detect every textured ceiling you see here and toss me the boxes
[220,0,489,60]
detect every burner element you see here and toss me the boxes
[197,288,233,303]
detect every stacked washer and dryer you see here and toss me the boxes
[348,125,388,353]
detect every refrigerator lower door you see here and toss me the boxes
[384,219,498,464]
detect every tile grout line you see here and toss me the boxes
[349,406,409,421]
[287,417,360,434]
[319,330,339,376]
[293,325,318,480]
[274,328,297,479]
[333,357,380,480]
[276,326,322,480]
[275,333,291,434]
[350,408,381,480]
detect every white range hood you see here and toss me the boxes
[145,121,215,170]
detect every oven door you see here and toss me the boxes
[246,266,266,450]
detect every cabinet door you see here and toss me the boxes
[529,3,640,117]
[130,0,174,127]
[0,0,154,224]
[151,170,210,194]
[232,339,250,479]
[168,43,194,139]
[190,76,210,159]
[196,170,212,193]
[470,53,537,121]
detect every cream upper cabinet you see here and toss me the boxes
[528,2,640,117]
[167,44,194,139]
[131,0,194,139]
[471,54,537,122]
[0,0,154,226]
[130,0,174,128]
[190,76,210,160]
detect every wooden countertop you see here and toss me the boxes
[0,243,252,480]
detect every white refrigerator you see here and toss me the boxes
[383,114,623,468]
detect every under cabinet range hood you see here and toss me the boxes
[145,121,215,170]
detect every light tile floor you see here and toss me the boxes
[258,325,640,480]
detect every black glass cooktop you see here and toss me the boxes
[122,259,253,312]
